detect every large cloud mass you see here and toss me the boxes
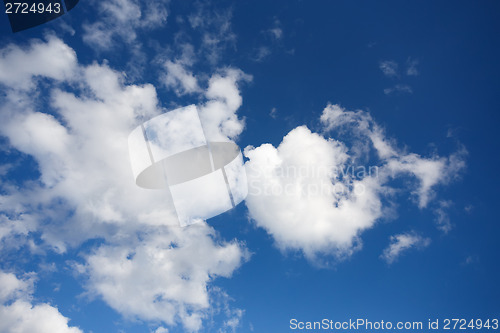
[0,28,467,331]
[79,225,248,331]
[244,104,466,264]
[0,37,248,331]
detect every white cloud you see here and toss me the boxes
[379,58,418,94]
[434,200,453,233]
[267,19,283,40]
[0,37,250,331]
[0,36,77,90]
[199,68,252,141]
[385,155,444,208]
[220,308,244,333]
[245,104,465,264]
[463,255,478,266]
[0,212,37,251]
[79,225,248,332]
[269,27,283,40]
[384,84,413,95]
[0,301,83,333]
[0,58,167,251]
[464,204,473,213]
[321,104,465,208]
[320,104,397,160]
[0,39,251,247]
[251,19,283,62]
[245,125,383,262]
[0,271,82,333]
[155,327,169,333]
[83,0,139,48]
[253,46,271,62]
[269,107,277,119]
[384,146,467,209]
[82,0,170,50]
[162,60,201,96]
[0,271,34,303]
[187,4,236,64]
[379,60,399,78]
[140,1,170,29]
[159,62,251,139]
[406,57,419,76]
[381,233,430,264]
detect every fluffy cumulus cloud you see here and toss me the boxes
[0,54,165,252]
[162,60,201,96]
[199,68,252,141]
[381,233,431,264]
[0,36,77,90]
[0,37,249,331]
[78,225,248,331]
[244,104,466,264]
[0,271,82,333]
[245,126,382,262]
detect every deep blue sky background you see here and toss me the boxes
[0,1,499,332]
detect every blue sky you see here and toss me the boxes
[0,1,499,332]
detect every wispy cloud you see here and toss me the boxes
[406,57,419,76]
[253,46,271,62]
[384,84,413,95]
[268,19,283,40]
[434,200,453,233]
[381,232,431,264]
[269,107,278,119]
[82,0,170,50]
[462,255,479,266]
[380,58,420,94]
[81,0,170,79]
[251,18,284,62]
[379,60,399,78]
[187,3,236,64]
